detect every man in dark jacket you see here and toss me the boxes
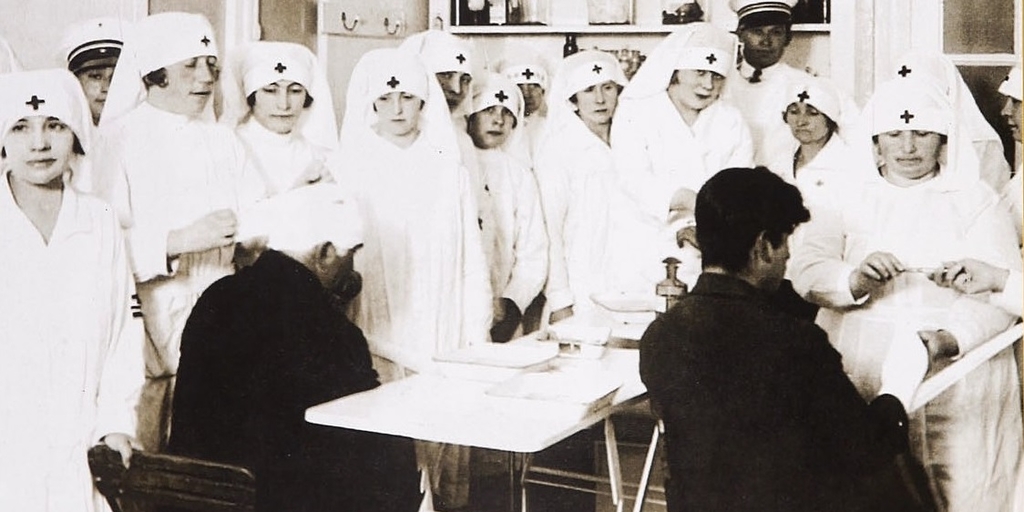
[639,167,929,512]
[167,185,420,512]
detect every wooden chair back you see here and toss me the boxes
[87,444,256,512]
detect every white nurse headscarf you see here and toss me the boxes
[0,69,96,182]
[543,49,628,142]
[890,49,1002,147]
[855,76,978,191]
[400,30,476,115]
[0,35,21,74]
[999,66,1022,101]
[220,41,338,153]
[101,12,219,126]
[468,72,524,150]
[338,47,459,159]
[621,22,736,100]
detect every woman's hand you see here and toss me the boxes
[291,160,334,189]
[101,433,139,468]
[167,209,237,257]
[849,251,904,299]
[930,258,1010,295]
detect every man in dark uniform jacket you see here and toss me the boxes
[167,186,420,512]
[639,167,929,512]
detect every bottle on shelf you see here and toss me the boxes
[457,0,489,26]
[655,256,687,313]
[563,34,579,57]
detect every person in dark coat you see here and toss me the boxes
[639,167,931,512]
[167,185,420,512]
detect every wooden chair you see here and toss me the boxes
[87,444,256,512]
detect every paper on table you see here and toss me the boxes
[433,343,559,368]
[486,367,622,407]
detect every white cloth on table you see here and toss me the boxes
[0,179,144,512]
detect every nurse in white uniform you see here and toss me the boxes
[790,77,1022,512]
[535,50,629,323]
[611,21,753,292]
[220,41,337,196]
[765,75,856,211]
[0,68,144,511]
[95,12,264,452]
[466,72,547,342]
[334,47,491,511]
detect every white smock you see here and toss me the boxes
[790,79,1022,512]
[0,68,143,512]
[535,50,630,318]
[611,23,753,291]
[334,48,492,381]
[220,41,338,196]
[468,73,547,316]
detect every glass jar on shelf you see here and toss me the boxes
[587,0,633,24]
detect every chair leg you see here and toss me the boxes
[604,418,624,512]
[632,421,663,512]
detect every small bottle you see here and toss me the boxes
[563,34,579,57]
[655,257,687,312]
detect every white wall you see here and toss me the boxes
[0,0,145,70]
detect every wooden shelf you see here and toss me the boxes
[449,23,830,35]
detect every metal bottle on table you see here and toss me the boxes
[656,257,687,313]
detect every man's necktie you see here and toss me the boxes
[749,68,763,83]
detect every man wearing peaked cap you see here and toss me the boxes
[60,17,126,125]
[723,0,855,168]
[169,184,421,512]
[92,11,266,453]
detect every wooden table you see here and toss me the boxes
[306,342,649,512]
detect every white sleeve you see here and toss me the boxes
[990,269,1023,317]
[501,168,548,314]
[942,198,1021,352]
[535,151,574,312]
[92,216,146,443]
[790,204,864,307]
[723,110,756,169]
[611,101,673,222]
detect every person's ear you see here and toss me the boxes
[872,142,885,168]
[313,241,336,270]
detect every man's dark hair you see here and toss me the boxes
[695,166,810,272]
[246,91,315,109]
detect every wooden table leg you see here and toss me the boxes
[632,421,663,512]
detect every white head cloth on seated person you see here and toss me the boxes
[101,12,219,126]
[219,41,338,153]
[237,183,364,254]
[0,69,96,181]
[778,75,854,139]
